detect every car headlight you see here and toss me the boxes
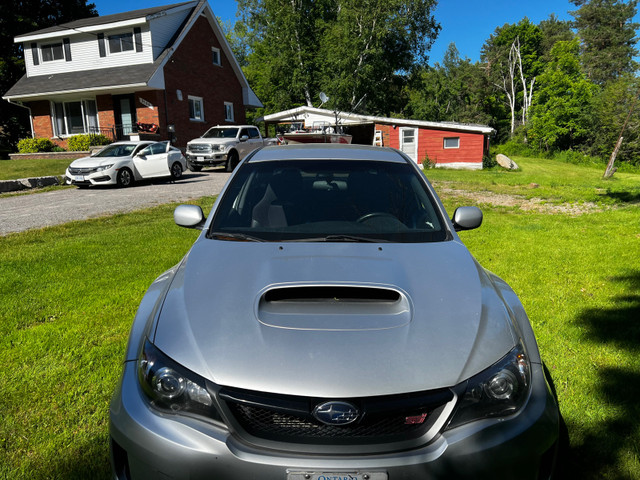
[446,342,531,430]
[96,164,114,172]
[138,339,223,423]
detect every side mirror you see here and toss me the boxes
[239,135,249,142]
[174,204,206,230]
[452,206,483,232]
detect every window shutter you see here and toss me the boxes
[134,27,143,52]
[63,38,72,61]
[31,43,39,65]
[98,33,106,57]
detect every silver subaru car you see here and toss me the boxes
[110,144,560,479]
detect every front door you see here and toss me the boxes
[400,127,418,163]
[113,94,137,139]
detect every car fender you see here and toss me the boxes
[123,261,184,362]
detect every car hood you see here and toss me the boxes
[69,155,126,167]
[153,240,517,398]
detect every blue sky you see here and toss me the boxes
[92,0,630,64]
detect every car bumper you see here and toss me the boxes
[110,359,559,480]
[65,168,118,186]
[186,153,227,166]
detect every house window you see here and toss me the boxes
[108,33,134,54]
[188,96,204,121]
[42,43,64,62]
[52,99,99,136]
[224,102,234,122]
[212,47,221,66]
[443,137,460,149]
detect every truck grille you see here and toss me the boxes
[218,386,453,447]
[188,144,212,154]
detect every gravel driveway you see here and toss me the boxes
[0,170,231,236]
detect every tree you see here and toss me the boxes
[0,0,98,154]
[236,0,440,115]
[404,43,491,125]
[538,14,575,63]
[570,0,639,85]
[481,18,543,136]
[527,38,598,152]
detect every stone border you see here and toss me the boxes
[8,151,90,161]
[0,176,61,193]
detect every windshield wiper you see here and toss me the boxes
[209,232,266,242]
[289,235,389,243]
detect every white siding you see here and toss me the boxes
[25,27,155,77]
[149,9,192,60]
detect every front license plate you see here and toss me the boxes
[74,175,84,182]
[287,472,387,480]
[197,156,204,161]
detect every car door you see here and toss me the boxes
[236,128,251,159]
[133,142,171,178]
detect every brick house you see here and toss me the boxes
[263,107,495,169]
[2,0,262,149]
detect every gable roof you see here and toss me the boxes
[261,106,495,135]
[14,2,195,42]
[4,1,262,108]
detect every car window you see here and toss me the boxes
[239,129,249,138]
[249,128,261,139]
[94,144,138,157]
[210,159,447,243]
[202,128,239,138]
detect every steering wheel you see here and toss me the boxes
[356,212,399,223]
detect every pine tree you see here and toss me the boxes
[570,0,639,84]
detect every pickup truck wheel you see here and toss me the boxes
[188,163,202,172]
[226,151,239,172]
[117,168,134,188]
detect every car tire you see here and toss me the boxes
[226,151,239,172]
[117,168,134,188]
[170,162,183,180]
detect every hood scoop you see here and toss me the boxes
[256,285,412,331]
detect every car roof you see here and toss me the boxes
[109,140,155,146]
[247,144,410,164]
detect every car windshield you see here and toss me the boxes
[209,159,448,243]
[202,128,239,139]
[93,144,138,157]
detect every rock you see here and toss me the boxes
[496,154,519,170]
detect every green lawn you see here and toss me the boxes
[0,157,75,180]
[1,157,639,478]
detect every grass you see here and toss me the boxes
[1,156,639,478]
[0,157,75,180]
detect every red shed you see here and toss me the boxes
[262,107,495,170]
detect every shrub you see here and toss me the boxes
[17,137,57,153]
[483,154,497,169]
[67,134,111,151]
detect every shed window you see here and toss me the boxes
[443,137,460,149]
[108,33,134,53]
[42,43,64,62]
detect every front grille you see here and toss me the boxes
[188,144,212,154]
[69,166,97,175]
[219,386,453,446]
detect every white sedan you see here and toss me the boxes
[65,140,187,188]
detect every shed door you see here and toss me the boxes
[400,127,418,163]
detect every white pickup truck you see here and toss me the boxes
[185,125,275,172]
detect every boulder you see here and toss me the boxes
[496,154,519,170]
